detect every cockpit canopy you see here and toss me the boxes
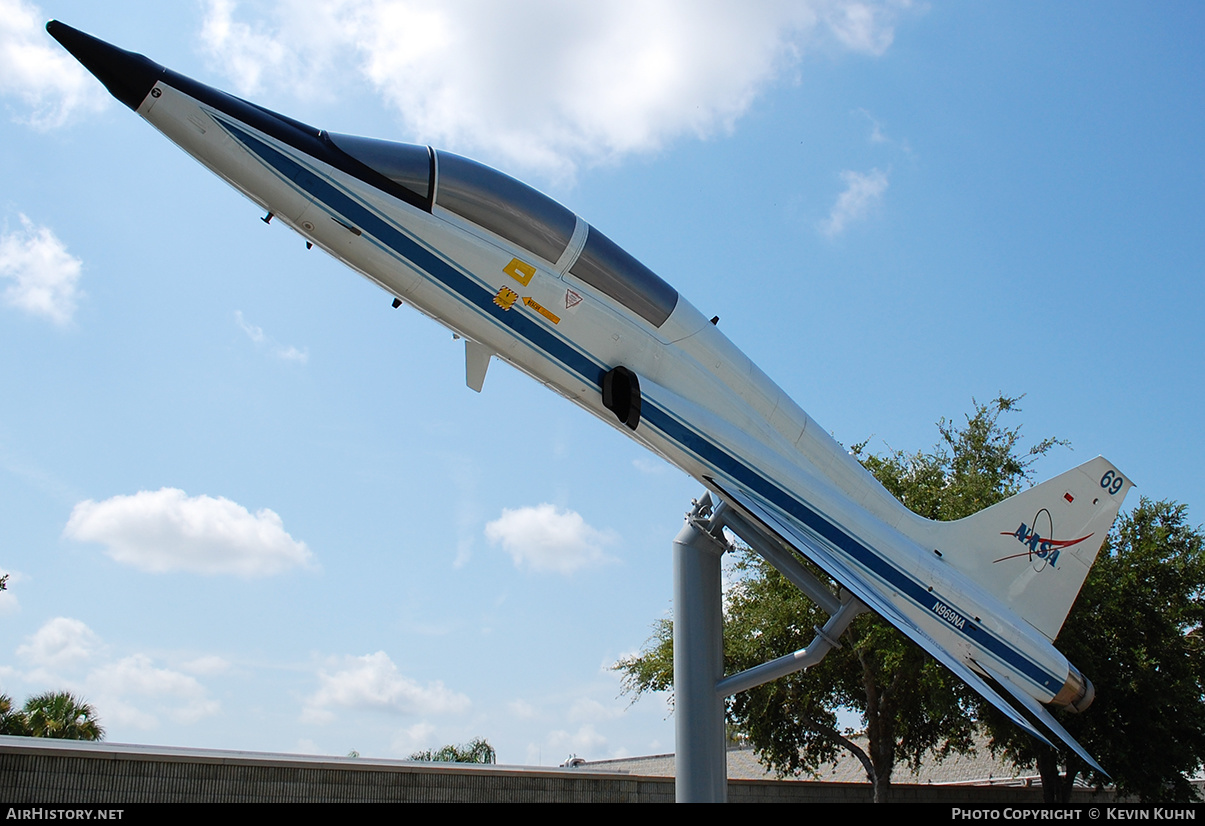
[569,225,678,328]
[437,151,577,266]
[328,132,679,328]
[327,132,432,205]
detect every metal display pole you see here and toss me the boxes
[672,495,729,803]
[671,491,867,803]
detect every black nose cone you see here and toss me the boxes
[47,20,163,111]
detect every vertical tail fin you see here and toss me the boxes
[923,456,1132,641]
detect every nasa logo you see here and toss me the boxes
[994,508,1093,572]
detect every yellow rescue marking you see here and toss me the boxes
[503,257,536,287]
[493,286,519,310]
[522,296,561,325]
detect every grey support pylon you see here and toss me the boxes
[671,492,867,803]
[673,495,730,803]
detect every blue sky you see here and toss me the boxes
[2,1,1202,765]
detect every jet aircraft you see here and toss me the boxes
[49,21,1131,775]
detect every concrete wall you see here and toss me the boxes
[0,737,1102,804]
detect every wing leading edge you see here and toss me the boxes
[707,478,1105,774]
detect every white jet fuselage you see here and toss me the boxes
[49,21,1131,765]
[146,83,1073,702]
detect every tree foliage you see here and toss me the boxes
[723,555,979,802]
[0,693,30,736]
[856,394,1064,522]
[409,737,497,764]
[616,396,1062,802]
[1,691,104,740]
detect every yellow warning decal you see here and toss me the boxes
[503,257,536,287]
[493,286,519,310]
[522,296,561,325]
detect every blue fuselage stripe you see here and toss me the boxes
[219,116,1060,694]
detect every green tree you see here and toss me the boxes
[22,691,104,741]
[616,396,1061,802]
[856,394,1065,521]
[409,737,497,764]
[0,693,31,736]
[984,499,1205,803]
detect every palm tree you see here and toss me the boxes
[409,738,496,764]
[22,691,104,740]
[0,693,31,736]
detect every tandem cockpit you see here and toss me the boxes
[326,131,680,329]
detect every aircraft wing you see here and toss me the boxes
[706,478,1108,767]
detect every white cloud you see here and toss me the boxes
[200,0,292,96]
[855,106,913,156]
[235,310,309,364]
[823,1,899,55]
[198,0,908,181]
[294,738,323,754]
[568,696,624,724]
[508,698,539,720]
[302,651,470,724]
[0,215,83,325]
[390,721,437,756]
[546,723,607,757]
[16,616,100,670]
[819,167,889,237]
[179,655,231,675]
[856,107,888,144]
[236,309,267,344]
[89,654,220,727]
[485,504,617,574]
[11,618,223,731]
[0,0,108,128]
[63,488,316,577]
